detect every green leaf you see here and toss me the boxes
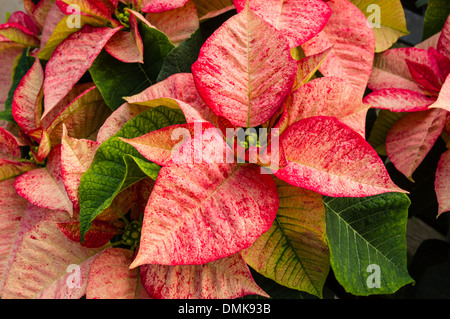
[0,48,35,123]
[156,28,204,82]
[79,106,186,241]
[89,21,174,111]
[324,193,414,296]
[423,0,450,40]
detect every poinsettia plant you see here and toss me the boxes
[365,14,450,217]
[0,0,443,300]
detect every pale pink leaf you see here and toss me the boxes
[301,0,375,97]
[191,4,297,127]
[364,88,436,112]
[15,146,74,216]
[0,47,25,106]
[104,12,143,63]
[0,203,49,296]
[429,74,450,112]
[130,130,279,267]
[86,248,151,299]
[145,0,199,46]
[274,116,406,197]
[435,150,450,216]
[233,0,331,48]
[0,127,21,159]
[1,210,102,299]
[386,109,447,181]
[284,77,369,131]
[12,58,44,133]
[61,126,100,212]
[121,122,215,166]
[0,178,28,296]
[140,253,269,299]
[43,25,122,118]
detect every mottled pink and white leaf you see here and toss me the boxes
[301,0,375,97]
[140,253,268,299]
[1,210,102,299]
[274,116,406,197]
[61,126,100,212]
[386,109,447,180]
[12,58,43,133]
[15,146,74,216]
[364,88,436,112]
[192,4,297,127]
[233,0,331,48]
[43,25,121,117]
[86,248,151,299]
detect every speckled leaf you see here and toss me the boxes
[43,25,122,117]
[11,58,43,133]
[0,23,40,48]
[242,178,330,298]
[37,9,108,60]
[324,193,414,296]
[86,248,151,299]
[79,106,185,241]
[146,0,199,46]
[104,11,143,63]
[43,85,112,146]
[282,77,369,135]
[121,122,214,166]
[191,3,297,127]
[368,47,435,93]
[301,0,375,97]
[364,88,436,112]
[141,0,189,12]
[386,109,447,181]
[0,178,28,296]
[61,126,100,212]
[140,253,268,299]
[274,116,406,197]
[130,130,279,267]
[435,150,450,216]
[233,0,331,48]
[57,220,118,248]
[1,210,102,299]
[15,146,74,216]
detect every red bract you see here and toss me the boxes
[364,14,450,216]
